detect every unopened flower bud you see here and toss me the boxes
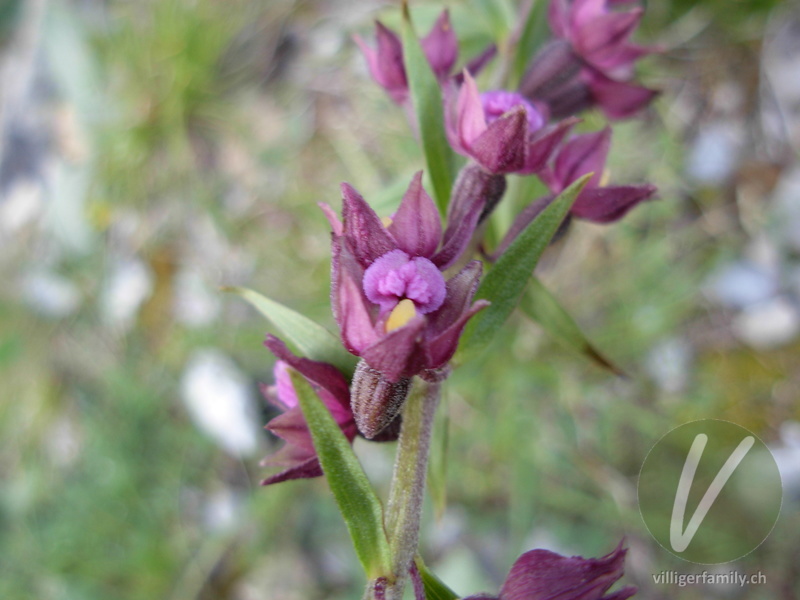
[351,359,411,439]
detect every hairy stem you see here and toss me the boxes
[363,377,441,600]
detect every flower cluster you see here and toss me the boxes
[256,1,658,597]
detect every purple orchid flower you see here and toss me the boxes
[322,172,489,437]
[540,127,657,222]
[354,10,495,106]
[493,127,656,257]
[548,0,654,81]
[259,335,400,485]
[446,71,577,175]
[460,543,636,600]
[520,0,658,120]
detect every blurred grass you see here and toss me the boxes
[1,0,798,599]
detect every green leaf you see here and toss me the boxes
[521,277,625,376]
[457,174,591,361]
[224,287,357,377]
[415,556,459,600]
[289,370,393,579]
[509,0,550,88]
[401,3,455,215]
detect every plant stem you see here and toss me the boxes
[363,377,441,600]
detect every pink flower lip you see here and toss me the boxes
[480,90,546,132]
[362,249,446,315]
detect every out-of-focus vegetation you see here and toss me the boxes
[1,1,798,599]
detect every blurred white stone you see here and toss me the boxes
[22,270,81,317]
[732,297,800,349]
[686,121,743,185]
[761,11,800,152]
[771,167,800,253]
[172,269,222,328]
[770,421,800,502]
[180,349,260,457]
[705,261,777,309]
[101,258,153,330]
[203,487,242,532]
[0,179,44,233]
[645,337,693,394]
[44,414,82,468]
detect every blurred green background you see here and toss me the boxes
[1,0,798,599]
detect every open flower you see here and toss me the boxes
[355,10,495,106]
[492,127,656,258]
[520,0,657,120]
[446,72,576,175]
[259,335,400,485]
[462,543,636,600]
[540,127,656,223]
[323,172,488,436]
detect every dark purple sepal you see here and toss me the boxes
[584,70,658,120]
[427,261,483,331]
[499,543,636,600]
[519,40,581,99]
[341,182,396,268]
[546,127,611,191]
[470,107,529,174]
[265,335,352,413]
[360,315,428,383]
[331,238,379,355]
[519,118,580,175]
[388,170,442,259]
[432,164,499,269]
[260,455,323,486]
[571,184,657,223]
[421,10,458,80]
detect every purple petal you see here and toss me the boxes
[571,184,657,223]
[341,182,397,268]
[470,107,529,173]
[571,0,609,31]
[553,128,611,190]
[264,407,316,452]
[519,40,581,99]
[332,238,380,354]
[427,260,483,336]
[388,171,442,258]
[361,316,428,382]
[453,71,488,152]
[499,543,635,600]
[261,456,323,486]
[548,0,572,38]
[427,299,489,368]
[422,10,458,79]
[432,165,501,270]
[264,335,353,419]
[519,118,579,175]
[354,22,408,103]
[577,10,642,55]
[584,70,658,120]
[319,202,343,236]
